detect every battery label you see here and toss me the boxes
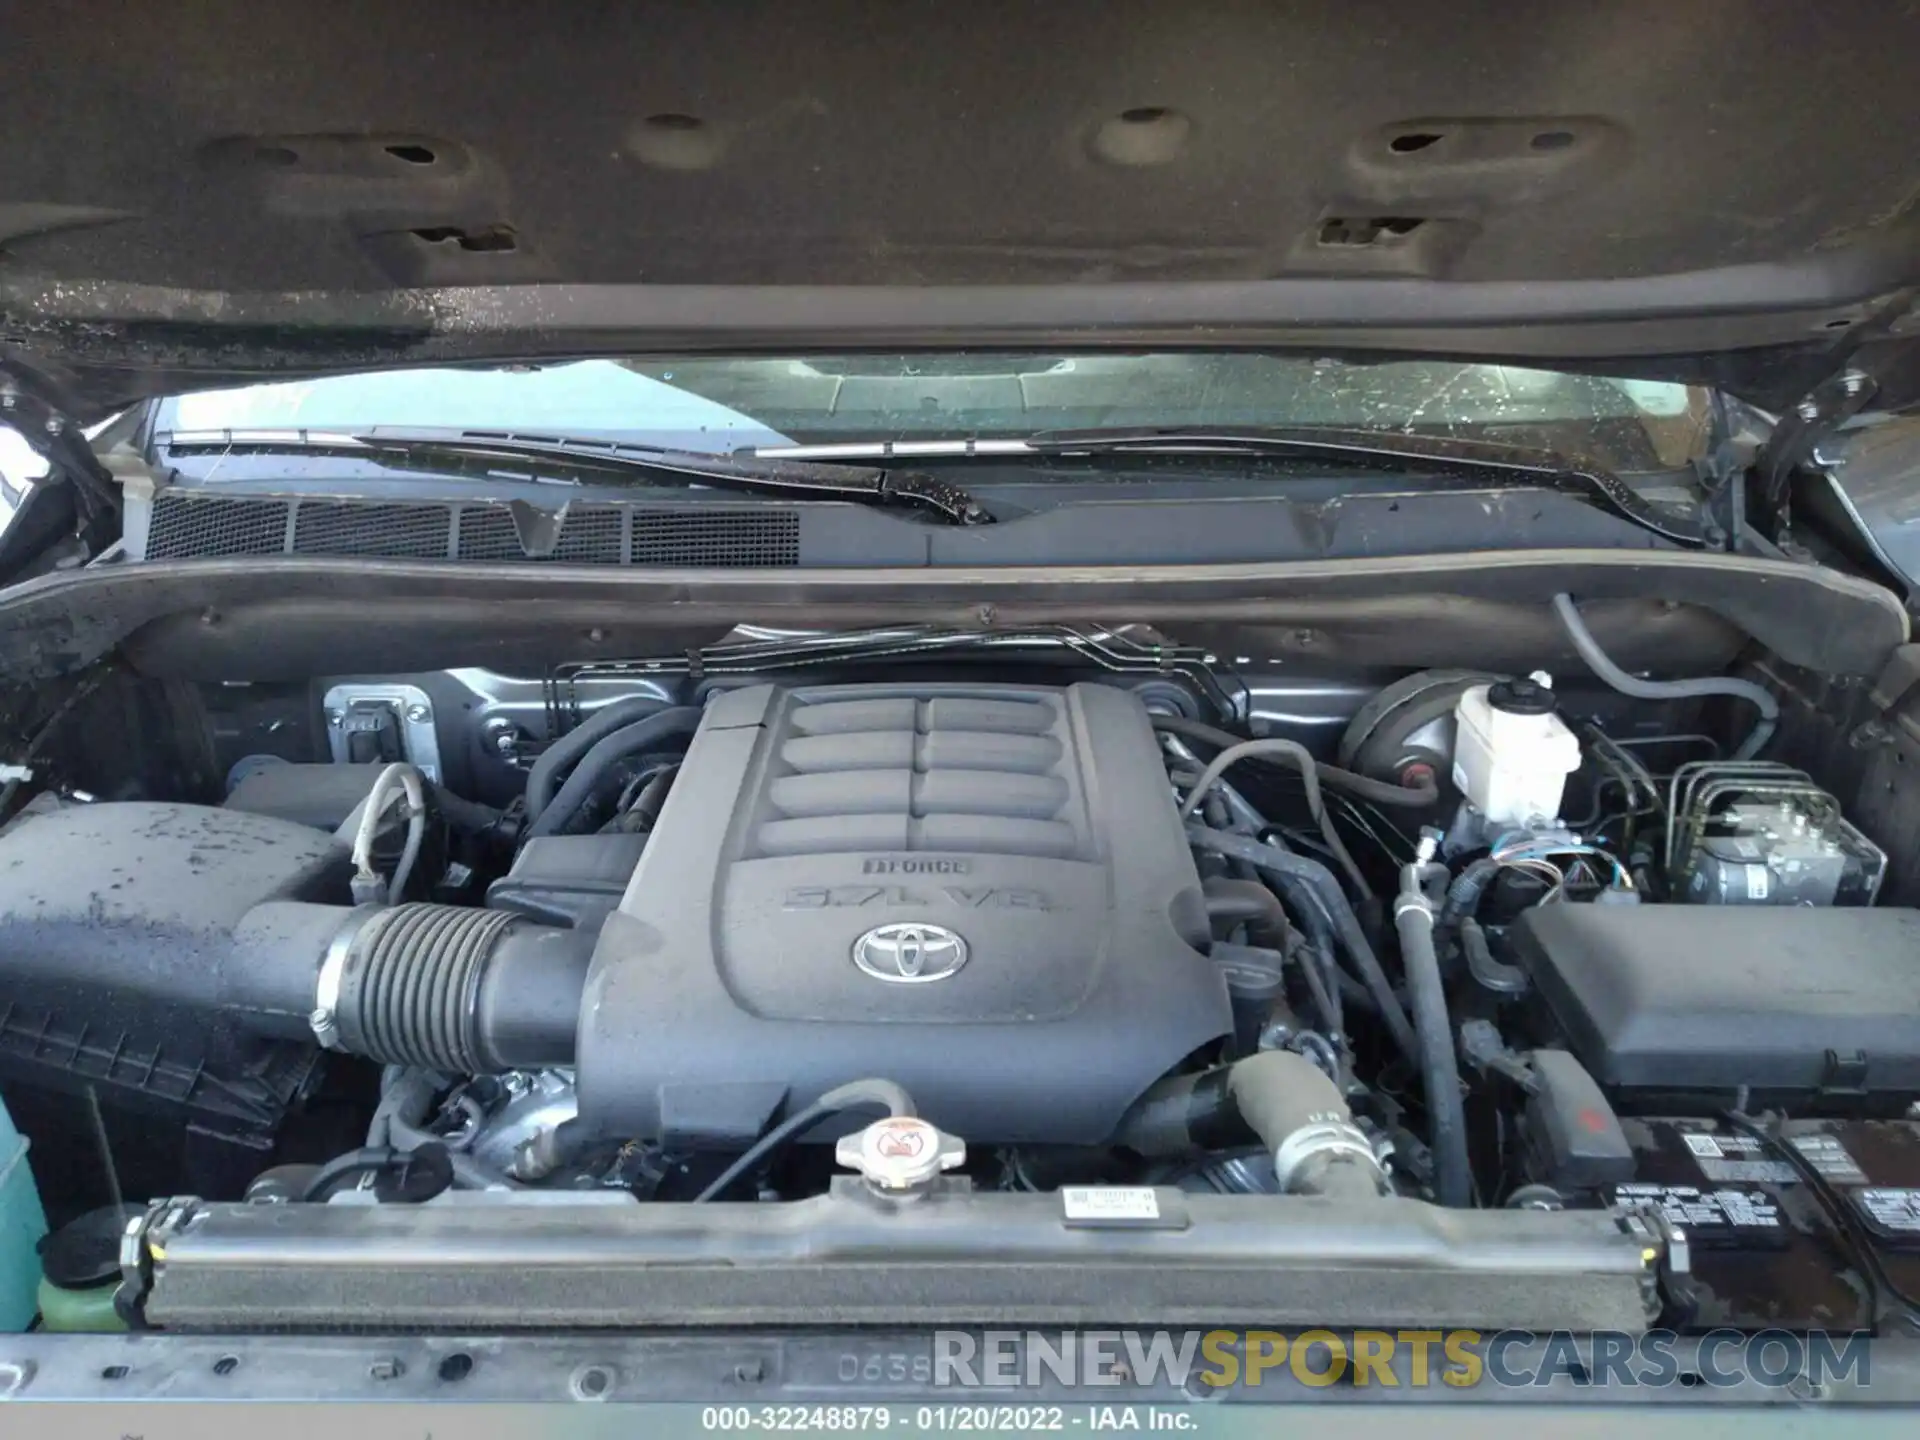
[1790,1133,1869,1185]
[1679,1129,1797,1184]
[1612,1182,1783,1233]
[1853,1188,1920,1241]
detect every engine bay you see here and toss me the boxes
[4,615,1920,1333]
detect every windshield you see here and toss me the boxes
[158,353,1708,472]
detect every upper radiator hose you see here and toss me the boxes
[1113,1050,1389,1201]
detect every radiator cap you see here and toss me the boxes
[834,1116,965,1193]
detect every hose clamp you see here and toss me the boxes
[311,905,380,1050]
[1271,1118,1387,1194]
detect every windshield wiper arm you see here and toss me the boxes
[158,427,994,526]
[1024,425,1707,547]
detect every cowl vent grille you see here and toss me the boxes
[141,492,799,566]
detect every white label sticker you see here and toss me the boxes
[1061,1186,1160,1222]
[1684,1133,1724,1158]
[1612,1183,1782,1229]
[1790,1134,1869,1184]
[1697,1157,1797,1183]
[1858,1189,1920,1234]
[1748,866,1770,900]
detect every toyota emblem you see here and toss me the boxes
[852,923,969,983]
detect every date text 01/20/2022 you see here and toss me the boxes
[701,1407,1198,1431]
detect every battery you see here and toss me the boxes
[1787,1119,1920,1255]
[1605,1118,1920,1330]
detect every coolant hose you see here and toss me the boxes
[1552,593,1778,760]
[523,707,703,839]
[524,696,677,823]
[1395,862,1472,1207]
[371,1067,519,1191]
[430,783,507,838]
[1114,1051,1387,1199]
[1202,877,1291,949]
[1186,825,1416,1059]
[617,763,680,833]
[1205,877,1342,1040]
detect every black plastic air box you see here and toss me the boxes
[0,802,348,1134]
[224,761,383,831]
[1509,904,1920,1108]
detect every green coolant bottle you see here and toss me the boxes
[0,1096,47,1331]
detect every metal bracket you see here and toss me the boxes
[1692,457,1742,553]
[1623,1204,1693,1280]
[1848,642,1920,749]
[114,1196,202,1331]
[0,360,121,524]
[323,682,442,780]
[1756,367,1878,535]
[1691,397,1803,562]
[1754,288,1920,538]
[1689,392,1760,554]
[1619,1201,1693,1331]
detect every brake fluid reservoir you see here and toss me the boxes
[1451,676,1581,827]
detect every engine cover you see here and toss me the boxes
[576,681,1230,1144]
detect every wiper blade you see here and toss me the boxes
[157,427,994,526]
[1026,425,1707,547]
[751,426,1704,546]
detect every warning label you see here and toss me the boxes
[1613,1182,1783,1236]
[1061,1186,1162,1226]
[1678,1129,1797,1184]
[1790,1133,1869,1185]
[1853,1188,1920,1244]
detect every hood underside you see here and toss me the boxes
[4,1,1920,417]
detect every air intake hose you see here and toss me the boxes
[232,902,593,1070]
